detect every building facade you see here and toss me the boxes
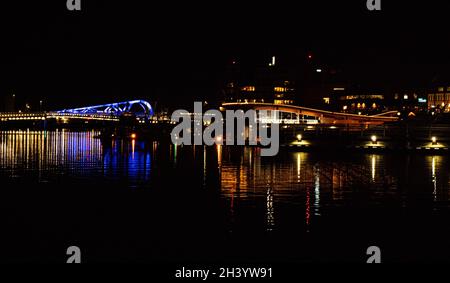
[222,57,296,105]
[428,86,450,111]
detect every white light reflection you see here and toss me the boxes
[371,155,376,183]
[314,165,321,216]
[266,186,275,231]
[432,156,437,202]
[203,146,207,188]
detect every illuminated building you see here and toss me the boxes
[222,56,296,105]
[391,89,427,113]
[338,93,385,114]
[427,86,450,112]
[318,84,388,114]
[273,81,295,105]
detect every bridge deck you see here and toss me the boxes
[222,102,399,125]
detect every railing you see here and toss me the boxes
[0,112,120,122]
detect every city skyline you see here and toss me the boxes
[2,1,450,110]
[4,0,450,268]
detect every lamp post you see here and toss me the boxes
[432,136,437,145]
[371,135,378,145]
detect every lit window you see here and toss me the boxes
[274,100,293,105]
[241,86,255,92]
[274,87,287,92]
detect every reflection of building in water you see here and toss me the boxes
[429,156,442,202]
[266,186,275,231]
[371,155,377,183]
[432,156,437,201]
[313,166,321,216]
[220,149,398,230]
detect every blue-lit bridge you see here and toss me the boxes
[0,100,154,123]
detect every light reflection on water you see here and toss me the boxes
[0,130,102,177]
[1,131,450,233]
[217,146,450,232]
[0,130,152,185]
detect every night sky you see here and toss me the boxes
[1,1,450,110]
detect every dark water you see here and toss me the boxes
[1,130,450,263]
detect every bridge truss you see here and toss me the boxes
[57,100,154,119]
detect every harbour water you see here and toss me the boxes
[1,130,450,262]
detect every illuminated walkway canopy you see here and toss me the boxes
[222,102,399,125]
[57,100,154,119]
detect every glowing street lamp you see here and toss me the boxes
[371,135,378,145]
[131,133,137,139]
[297,134,303,142]
[432,136,437,145]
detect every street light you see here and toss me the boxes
[297,134,303,142]
[432,136,437,145]
[371,135,378,145]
